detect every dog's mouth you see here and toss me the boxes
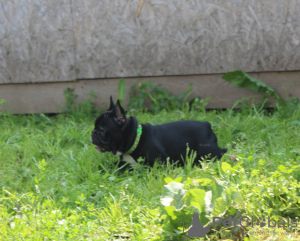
[95,145,106,153]
[93,142,112,153]
[91,137,109,153]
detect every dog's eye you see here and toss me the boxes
[99,128,105,133]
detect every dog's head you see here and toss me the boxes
[91,96,127,155]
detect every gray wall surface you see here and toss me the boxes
[1,0,300,84]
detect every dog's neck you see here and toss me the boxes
[117,116,138,154]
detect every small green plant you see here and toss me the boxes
[76,90,98,116]
[128,81,194,113]
[223,70,300,116]
[63,88,98,116]
[222,70,286,112]
[276,96,300,119]
[160,155,300,239]
[188,96,212,112]
[160,175,244,236]
[0,98,6,114]
[127,80,212,113]
[63,88,78,113]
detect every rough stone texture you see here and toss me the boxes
[0,0,75,83]
[0,0,300,83]
[73,0,300,79]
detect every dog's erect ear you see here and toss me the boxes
[113,100,126,125]
[108,96,115,111]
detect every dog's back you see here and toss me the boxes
[131,120,227,166]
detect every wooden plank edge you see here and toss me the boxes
[0,72,299,114]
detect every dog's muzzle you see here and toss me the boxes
[91,130,109,153]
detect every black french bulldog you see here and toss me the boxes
[91,97,227,167]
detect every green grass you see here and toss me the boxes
[0,106,300,240]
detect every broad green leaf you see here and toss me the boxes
[173,191,186,211]
[160,182,186,210]
[160,196,173,207]
[164,182,185,195]
[212,197,228,217]
[277,165,294,173]
[164,206,193,231]
[164,206,176,220]
[174,177,183,183]
[232,191,243,204]
[185,178,212,186]
[251,169,260,176]
[222,162,232,173]
[292,120,300,125]
[222,71,280,99]
[211,179,226,203]
[224,188,244,205]
[236,154,246,159]
[247,156,254,162]
[185,189,206,213]
[164,177,174,184]
[277,165,287,173]
[204,190,213,213]
[194,178,213,186]
[185,178,194,185]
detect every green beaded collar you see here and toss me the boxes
[124,125,142,155]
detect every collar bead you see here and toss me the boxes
[124,125,142,155]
